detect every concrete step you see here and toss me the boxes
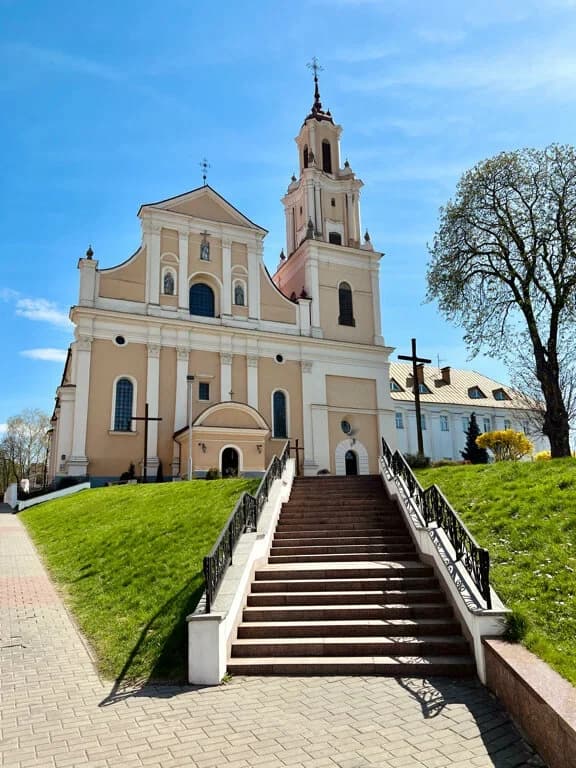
[269,543,415,556]
[273,528,397,539]
[255,562,435,580]
[272,534,412,546]
[268,552,421,564]
[246,589,446,607]
[250,576,439,593]
[242,603,453,622]
[236,617,462,639]
[227,655,476,677]
[231,635,471,658]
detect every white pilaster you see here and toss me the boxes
[178,232,189,309]
[287,207,295,254]
[146,344,161,477]
[221,353,233,401]
[248,241,261,320]
[222,238,232,317]
[305,256,322,335]
[370,266,384,345]
[247,356,258,409]
[78,257,98,307]
[146,225,161,305]
[314,183,322,234]
[174,349,189,432]
[69,336,92,475]
[301,360,318,474]
[57,387,75,473]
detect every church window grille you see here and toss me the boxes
[199,382,210,401]
[303,145,309,169]
[440,415,450,432]
[329,232,342,245]
[233,281,245,306]
[114,378,134,432]
[395,412,404,429]
[163,270,175,295]
[338,282,355,326]
[189,283,215,317]
[322,140,332,173]
[273,390,288,438]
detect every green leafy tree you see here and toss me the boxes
[427,144,576,458]
[461,413,488,464]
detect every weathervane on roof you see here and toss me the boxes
[199,158,210,186]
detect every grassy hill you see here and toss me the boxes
[416,460,576,685]
[21,479,258,683]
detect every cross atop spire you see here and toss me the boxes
[199,157,210,186]
[304,57,333,124]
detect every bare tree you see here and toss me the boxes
[427,144,576,457]
[1,409,50,486]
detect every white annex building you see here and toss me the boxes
[47,74,543,483]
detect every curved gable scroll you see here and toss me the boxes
[193,402,270,431]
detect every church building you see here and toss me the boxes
[47,73,396,483]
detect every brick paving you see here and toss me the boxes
[0,506,545,768]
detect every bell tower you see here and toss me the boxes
[274,61,383,346]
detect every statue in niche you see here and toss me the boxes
[163,270,175,295]
[200,233,210,261]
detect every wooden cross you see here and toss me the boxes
[131,403,162,483]
[289,437,305,477]
[398,338,431,457]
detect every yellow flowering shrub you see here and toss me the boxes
[476,430,533,461]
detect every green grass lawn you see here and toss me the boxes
[415,460,576,685]
[21,479,258,683]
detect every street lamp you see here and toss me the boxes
[187,375,195,479]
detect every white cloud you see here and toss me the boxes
[341,45,576,96]
[15,298,71,329]
[0,287,20,302]
[0,423,7,435]
[20,348,68,363]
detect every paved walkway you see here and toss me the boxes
[1,507,545,768]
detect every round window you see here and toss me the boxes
[341,420,352,435]
[275,354,284,364]
[114,335,126,346]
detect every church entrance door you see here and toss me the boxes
[345,450,358,475]
[221,447,239,477]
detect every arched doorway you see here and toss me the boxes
[345,450,358,475]
[221,447,239,477]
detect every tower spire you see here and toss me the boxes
[305,57,333,124]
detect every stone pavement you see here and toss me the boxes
[0,506,545,768]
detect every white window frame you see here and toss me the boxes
[110,375,138,432]
[271,388,290,439]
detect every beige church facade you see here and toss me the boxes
[48,79,397,484]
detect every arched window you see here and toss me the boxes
[163,270,175,295]
[272,390,288,438]
[233,281,245,306]
[303,145,309,169]
[338,282,355,326]
[322,140,332,173]
[114,378,134,432]
[189,283,215,317]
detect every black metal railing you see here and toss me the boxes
[380,437,491,609]
[203,441,290,613]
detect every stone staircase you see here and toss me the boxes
[228,475,475,676]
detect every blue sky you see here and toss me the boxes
[2,0,576,431]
